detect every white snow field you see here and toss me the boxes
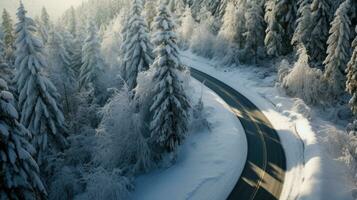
[181,51,354,200]
[132,78,248,200]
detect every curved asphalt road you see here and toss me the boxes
[190,68,286,200]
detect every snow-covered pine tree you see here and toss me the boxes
[0,78,47,200]
[347,26,357,114]
[68,6,77,38]
[331,0,344,14]
[150,4,190,152]
[265,0,297,56]
[275,0,298,46]
[38,7,51,45]
[351,1,357,31]
[143,0,158,30]
[169,0,177,13]
[244,1,265,63]
[14,3,67,161]
[264,0,284,57]
[48,29,74,82]
[175,0,186,20]
[62,30,83,77]
[80,20,103,92]
[218,1,238,45]
[121,0,154,90]
[212,0,228,18]
[190,0,204,19]
[309,0,333,67]
[323,0,351,98]
[0,28,13,84]
[197,6,219,34]
[2,9,15,64]
[168,0,186,25]
[235,0,247,49]
[178,6,195,48]
[291,0,312,48]
[47,28,76,115]
[0,29,5,62]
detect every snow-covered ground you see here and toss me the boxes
[132,79,248,200]
[181,51,354,200]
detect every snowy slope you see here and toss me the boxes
[181,51,354,200]
[132,79,248,200]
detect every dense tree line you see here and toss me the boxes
[0,0,193,199]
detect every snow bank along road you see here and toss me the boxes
[190,68,286,200]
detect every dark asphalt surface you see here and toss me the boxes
[190,68,286,200]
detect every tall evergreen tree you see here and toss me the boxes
[2,9,15,64]
[150,4,190,152]
[0,28,5,62]
[291,0,312,47]
[264,0,284,56]
[38,7,51,45]
[275,0,298,45]
[80,20,103,92]
[0,28,13,84]
[14,3,67,161]
[47,28,76,115]
[265,0,297,56]
[62,30,82,77]
[244,1,265,63]
[175,0,186,19]
[0,78,47,200]
[347,26,357,114]
[178,6,195,47]
[121,0,154,90]
[68,6,77,38]
[324,0,351,97]
[309,0,333,67]
[218,1,238,45]
[235,0,247,49]
[197,6,219,34]
[143,0,158,30]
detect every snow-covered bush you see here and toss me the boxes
[328,120,357,187]
[280,47,324,105]
[277,59,291,83]
[71,87,101,131]
[190,96,211,132]
[292,99,312,119]
[47,92,100,200]
[75,167,133,200]
[95,87,155,174]
[48,166,83,200]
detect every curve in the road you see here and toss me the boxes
[190,68,286,200]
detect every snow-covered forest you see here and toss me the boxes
[0,0,357,199]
